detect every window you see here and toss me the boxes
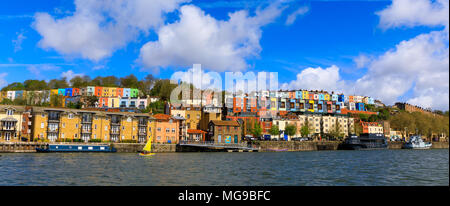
[75,124,78,128]
[62,123,65,128]
[6,109,14,116]
[172,128,175,133]
[41,123,44,129]
[166,128,170,133]
[68,113,74,119]
[157,128,161,132]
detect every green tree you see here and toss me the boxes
[359,113,369,122]
[269,125,280,138]
[368,115,378,122]
[250,122,262,138]
[353,122,363,136]
[0,98,14,105]
[285,124,297,139]
[24,80,48,91]
[120,74,139,88]
[1,82,25,91]
[329,121,344,140]
[48,78,69,89]
[70,75,91,88]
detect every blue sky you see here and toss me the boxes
[0,0,448,110]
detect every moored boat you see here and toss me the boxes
[339,133,388,150]
[36,144,117,153]
[139,136,155,156]
[402,135,432,149]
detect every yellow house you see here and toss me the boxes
[108,87,117,97]
[50,89,59,96]
[308,100,315,112]
[324,94,330,101]
[0,105,25,142]
[302,90,309,100]
[108,97,120,108]
[31,107,155,143]
[185,107,202,129]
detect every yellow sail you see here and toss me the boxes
[142,135,152,152]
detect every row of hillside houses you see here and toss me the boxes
[1,87,142,100]
[0,88,160,110]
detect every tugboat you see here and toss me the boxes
[36,144,117,153]
[402,135,432,149]
[339,133,388,150]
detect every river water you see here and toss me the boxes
[0,149,448,186]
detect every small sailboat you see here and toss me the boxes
[139,136,155,156]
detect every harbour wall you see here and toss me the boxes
[254,141,449,151]
[0,141,447,153]
[111,143,176,153]
[253,141,341,152]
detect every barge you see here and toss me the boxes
[36,144,117,153]
[339,133,388,150]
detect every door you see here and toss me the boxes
[234,135,238,143]
[218,135,221,143]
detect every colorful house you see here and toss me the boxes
[302,90,309,100]
[64,88,73,97]
[130,88,139,98]
[73,88,80,96]
[308,100,315,113]
[58,89,65,96]
[324,94,330,101]
[318,94,325,101]
[356,103,365,111]
[332,94,338,102]
[94,87,103,97]
[326,101,333,113]
[86,86,95,96]
[99,97,108,107]
[123,88,131,98]
[116,88,124,97]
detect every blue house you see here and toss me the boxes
[65,88,73,97]
[356,103,365,111]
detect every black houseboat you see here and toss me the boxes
[338,133,388,150]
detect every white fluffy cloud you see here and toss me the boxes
[33,0,188,61]
[285,6,309,25]
[355,0,449,110]
[377,0,449,30]
[139,4,284,72]
[281,65,348,93]
[61,70,84,81]
[12,32,26,52]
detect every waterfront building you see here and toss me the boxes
[7,91,15,101]
[360,121,383,134]
[153,113,180,144]
[185,106,202,130]
[199,106,222,131]
[186,129,206,142]
[31,107,154,143]
[207,120,241,144]
[0,105,25,142]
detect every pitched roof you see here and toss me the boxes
[210,120,240,126]
[153,113,171,120]
[187,129,207,134]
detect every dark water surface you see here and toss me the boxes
[0,149,448,186]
